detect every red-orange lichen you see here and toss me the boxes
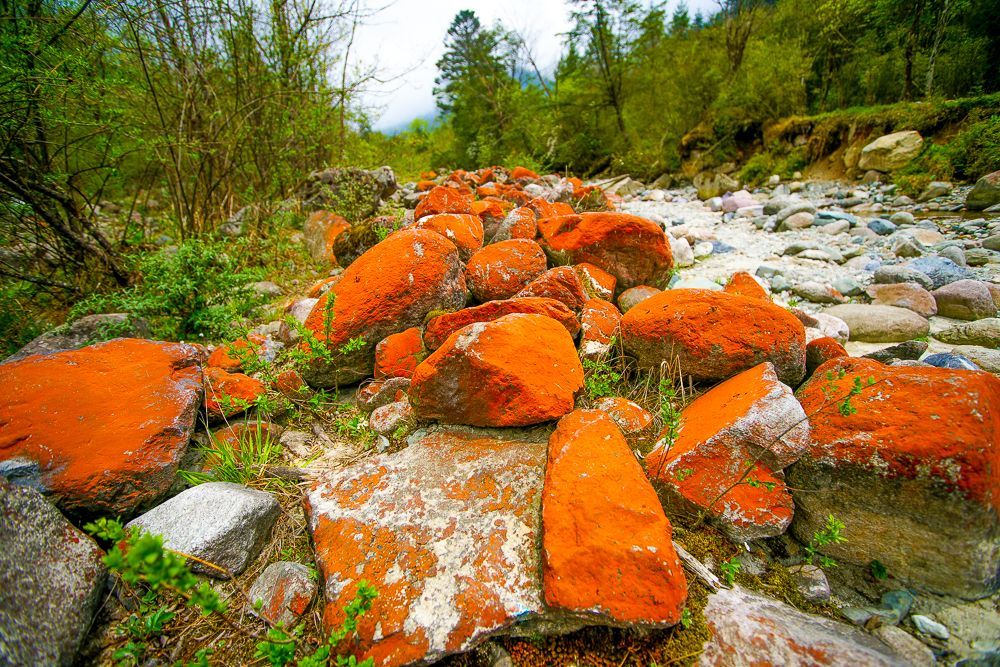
[723,271,770,301]
[515,266,589,311]
[374,327,426,379]
[415,185,474,219]
[465,239,548,302]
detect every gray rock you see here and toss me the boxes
[824,304,929,343]
[858,131,923,172]
[798,248,843,263]
[891,236,924,258]
[983,234,1000,252]
[863,340,928,363]
[672,277,723,291]
[669,236,695,268]
[966,248,999,267]
[934,318,1000,348]
[872,626,935,667]
[0,480,106,667]
[776,203,817,223]
[128,482,280,577]
[297,166,397,219]
[815,210,858,226]
[770,275,792,293]
[832,277,863,297]
[793,281,846,304]
[932,279,998,320]
[4,313,151,364]
[818,220,851,235]
[951,345,1000,372]
[867,282,938,318]
[700,587,907,666]
[907,256,974,289]
[247,280,282,298]
[911,615,949,640]
[868,218,897,236]
[787,564,830,601]
[247,561,317,627]
[874,266,933,290]
[966,170,1000,211]
[923,352,980,370]
[755,265,782,279]
[779,211,815,231]
[938,245,967,267]
[889,211,916,226]
[917,181,952,202]
[881,590,916,621]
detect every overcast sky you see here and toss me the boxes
[351,0,719,131]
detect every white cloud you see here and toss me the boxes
[351,0,718,131]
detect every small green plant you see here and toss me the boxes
[674,468,694,482]
[334,409,376,446]
[338,336,367,354]
[870,560,889,581]
[679,608,692,630]
[255,580,378,667]
[180,420,284,488]
[720,557,741,587]
[582,345,622,400]
[658,376,682,451]
[804,514,847,568]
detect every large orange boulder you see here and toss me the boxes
[515,266,589,311]
[410,313,584,427]
[579,298,621,361]
[645,363,808,541]
[303,211,350,264]
[302,229,466,388]
[621,289,807,386]
[414,185,473,219]
[465,239,548,302]
[423,297,579,351]
[788,358,1000,598]
[510,165,540,181]
[543,410,687,625]
[0,339,202,516]
[305,429,552,667]
[537,213,673,289]
[413,213,484,261]
[805,336,849,377]
[492,206,538,242]
[373,327,426,380]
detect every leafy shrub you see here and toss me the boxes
[70,239,266,341]
[0,285,49,356]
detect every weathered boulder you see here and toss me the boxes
[414,213,484,261]
[423,298,579,351]
[0,480,107,667]
[823,304,929,343]
[247,562,317,628]
[700,587,907,666]
[579,298,622,361]
[4,313,151,363]
[128,482,280,578]
[302,229,466,387]
[536,213,674,289]
[411,314,583,427]
[857,131,923,172]
[543,411,687,625]
[788,357,1000,599]
[593,397,654,441]
[465,239,548,302]
[303,211,350,263]
[867,282,938,318]
[645,363,808,541]
[621,289,806,385]
[932,279,998,320]
[491,206,537,242]
[297,166,396,219]
[806,337,849,377]
[374,327,426,379]
[934,318,1000,348]
[907,256,974,289]
[204,366,266,420]
[617,285,661,313]
[966,170,1000,211]
[515,266,589,311]
[305,428,558,667]
[0,339,202,516]
[575,263,617,300]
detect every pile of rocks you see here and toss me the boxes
[2,161,999,666]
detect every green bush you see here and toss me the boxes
[0,285,49,356]
[70,239,266,342]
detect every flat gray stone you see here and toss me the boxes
[934,318,1000,348]
[128,482,279,577]
[0,480,106,666]
[4,313,151,364]
[247,561,316,627]
[824,304,929,343]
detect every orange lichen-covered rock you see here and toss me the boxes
[492,206,537,242]
[645,363,809,542]
[306,429,553,667]
[414,185,473,219]
[575,263,617,301]
[0,339,202,516]
[579,298,621,361]
[621,289,807,386]
[302,229,466,388]
[247,561,316,628]
[617,285,661,313]
[543,410,687,625]
[515,266,589,311]
[204,367,266,420]
[423,298,579,351]
[416,180,436,192]
[472,198,512,240]
[411,313,584,427]
[413,213,484,261]
[374,327,425,379]
[537,213,672,289]
[510,165,540,181]
[476,182,500,198]
[724,271,770,301]
[306,275,339,298]
[273,369,307,397]
[526,197,573,219]
[303,211,351,264]
[789,357,1000,598]
[805,336,849,377]
[207,333,267,372]
[593,396,655,441]
[465,239,548,302]
[356,377,410,414]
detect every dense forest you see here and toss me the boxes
[2,0,999,352]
